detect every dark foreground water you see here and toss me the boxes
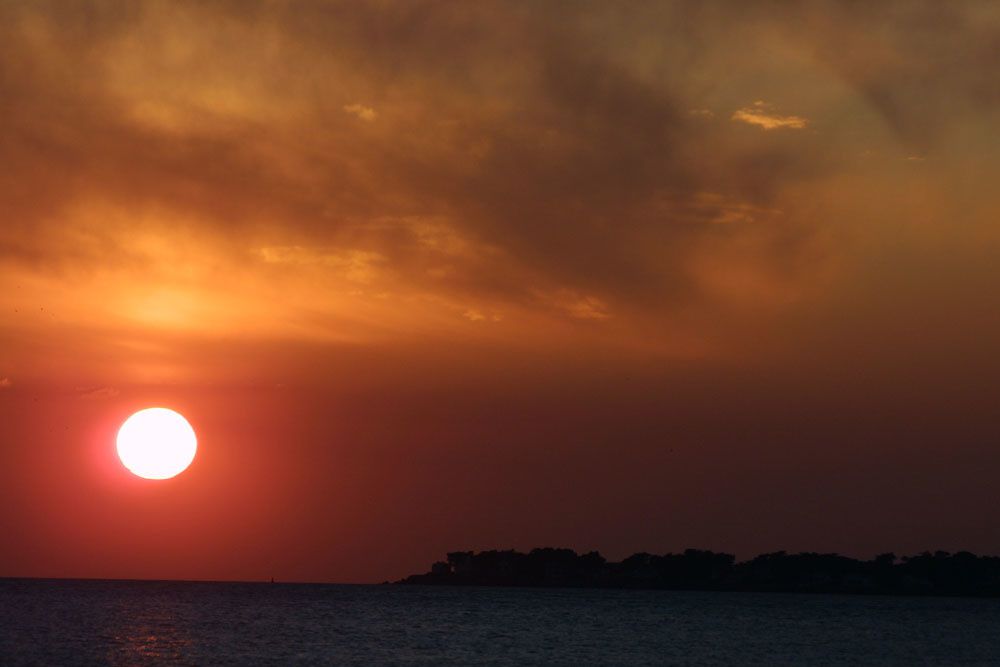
[2,579,1000,665]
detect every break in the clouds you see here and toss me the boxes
[731,102,808,130]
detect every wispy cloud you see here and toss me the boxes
[539,290,611,321]
[77,386,120,400]
[258,246,385,284]
[0,377,11,389]
[343,103,377,122]
[731,101,807,130]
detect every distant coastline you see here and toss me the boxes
[397,548,1000,597]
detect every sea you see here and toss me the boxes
[2,579,999,665]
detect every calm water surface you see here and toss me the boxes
[1,579,999,665]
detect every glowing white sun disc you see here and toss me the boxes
[116,408,197,480]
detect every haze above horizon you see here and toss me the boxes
[1,1,999,583]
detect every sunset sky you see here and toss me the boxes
[2,1,1000,583]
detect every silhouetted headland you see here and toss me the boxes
[397,548,1000,596]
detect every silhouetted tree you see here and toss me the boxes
[396,547,1000,596]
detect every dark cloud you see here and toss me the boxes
[0,0,845,313]
[787,1,1000,148]
[0,0,996,342]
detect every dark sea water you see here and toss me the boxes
[2,579,1000,665]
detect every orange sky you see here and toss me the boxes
[2,1,1000,583]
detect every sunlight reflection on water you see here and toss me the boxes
[107,599,193,664]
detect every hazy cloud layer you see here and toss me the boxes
[1,0,1000,582]
[0,1,997,387]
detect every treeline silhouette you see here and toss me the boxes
[397,549,1000,596]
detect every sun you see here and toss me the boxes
[116,408,197,480]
